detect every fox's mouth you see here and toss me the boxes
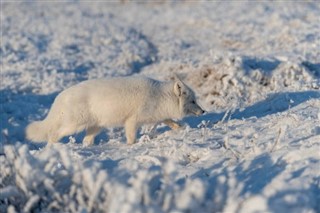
[188,109,205,116]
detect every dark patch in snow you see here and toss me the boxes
[242,57,281,74]
[63,44,81,55]
[83,158,120,174]
[0,89,58,145]
[268,186,319,213]
[289,134,318,146]
[74,61,95,81]
[289,167,307,180]
[128,28,158,74]
[182,112,224,129]
[302,61,320,78]
[56,61,95,81]
[190,159,228,212]
[182,90,318,128]
[1,44,28,62]
[235,154,286,195]
[27,34,51,53]
[232,91,320,119]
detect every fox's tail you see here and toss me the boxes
[25,120,48,142]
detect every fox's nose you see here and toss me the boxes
[199,109,206,115]
[195,109,206,116]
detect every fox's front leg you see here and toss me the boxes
[125,116,138,145]
[163,119,182,130]
[83,126,101,147]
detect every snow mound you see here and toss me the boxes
[1,144,210,213]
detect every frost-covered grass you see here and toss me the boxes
[1,1,320,213]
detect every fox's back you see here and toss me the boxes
[66,77,162,126]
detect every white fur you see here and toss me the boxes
[26,76,204,145]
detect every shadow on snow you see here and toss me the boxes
[188,153,319,212]
[184,90,319,128]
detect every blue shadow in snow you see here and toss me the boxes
[1,86,108,149]
[56,60,95,82]
[231,91,320,120]
[242,57,281,74]
[234,153,286,196]
[83,158,121,174]
[1,89,58,149]
[127,28,158,74]
[268,182,320,212]
[182,90,319,129]
[188,154,286,211]
[302,61,320,78]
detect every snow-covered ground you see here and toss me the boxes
[1,1,320,212]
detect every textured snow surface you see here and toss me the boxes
[1,1,320,213]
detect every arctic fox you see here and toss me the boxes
[26,76,205,146]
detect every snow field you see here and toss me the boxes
[1,1,320,212]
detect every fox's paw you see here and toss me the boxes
[164,119,183,130]
[83,140,94,147]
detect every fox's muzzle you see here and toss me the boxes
[194,108,205,116]
[189,105,205,116]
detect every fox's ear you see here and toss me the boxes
[174,81,184,97]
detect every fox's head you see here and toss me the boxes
[173,79,205,117]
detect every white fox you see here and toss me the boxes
[26,76,205,146]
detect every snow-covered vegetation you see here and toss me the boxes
[1,1,319,212]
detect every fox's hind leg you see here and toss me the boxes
[163,119,182,130]
[47,129,65,146]
[83,126,101,147]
